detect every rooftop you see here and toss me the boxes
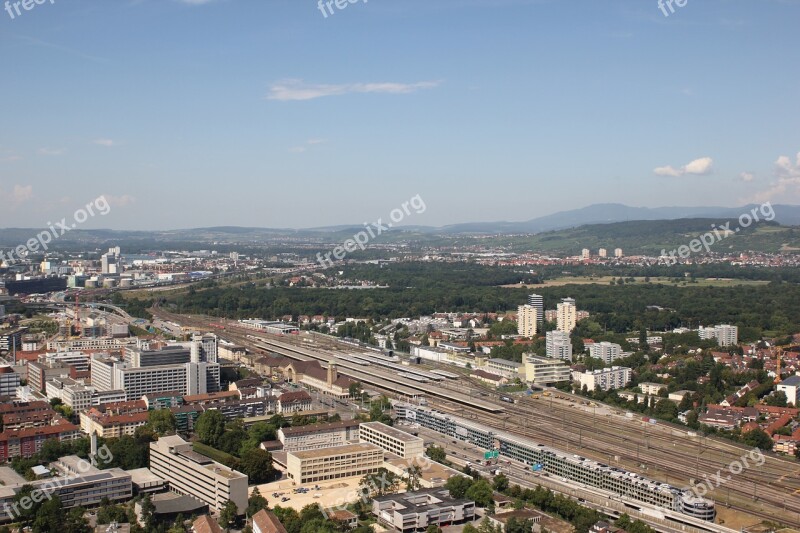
[289,442,382,461]
[361,421,422,443]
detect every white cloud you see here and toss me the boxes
[654,157,714,177]
[0,184,34,207]
[752,152,800,203]
[740,172,755,182]
[267,79,441,101]
[289,138,328,153]
[102,194,136,207]
[38,147,66,156]
[93,139,116,147]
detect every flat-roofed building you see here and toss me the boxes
[80,410,150,438]
[149,435,248,515]
[485,358,523,379]
[524,356,570,386]
[359,422,424,459]
[0,367,20,397]
[372,488,475,532]
[277,419,361,452]
[0,456,132,524]
[286,443,383,484]
[574,366,632,392]
[0,421,80,461]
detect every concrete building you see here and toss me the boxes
[524,356,571,386]
[0,456,132,524]
[587,342,624,364]
[546,330,573,361]
[91,357,220,400]
[581,249,591,259]
[149,435,248,515]
[277,419,361,452]
[372,488,476,532]
[286,443,383,484]
[598,248,607,258]
[556,298,577,333]
[527,294,544,326]
[698,324,738,347]
[614,248,623,258]
[485,358,523,379]
[80,411,150,438]
[359,422,424,459]
[574,367,632,392]
[277,391,313,414]
[0,367,20,397]
[777,375,800,406]
[517,305,538,337]
[638,382,667,395]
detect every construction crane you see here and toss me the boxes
[775,347,783,384]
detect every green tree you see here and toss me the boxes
[140,494,156,532]
[465,479,494,508]
[239,448,276,484]
[742,428,773,450]
[247,487,269,518]
[426,445,447,463]
[492,472,509,492]
[196,410,227,447]
[219,499,239,532]
[445,475,474,499]
[406,464,422,491]
[147,409,178,436]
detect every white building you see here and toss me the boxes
[91,357,220,400]
[581,249,590,259]
[598,248,607,258]
[546,331,573,361]
[517,305,538,337]
[524,356,571,386]
[0,367,20,397]
[359,422,424,460]
[486,358,523,379]
[556,298,577,333]
[587,342,624,364]
[777,375,800,407]
[149,435,248,514]
[527,294,544,326]
[698,324,738,346]
[574,366,631,392]
[614,248,623,258]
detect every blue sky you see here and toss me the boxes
[1,0,799,230]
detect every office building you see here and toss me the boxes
[0,456,132,524]
[485,358,523,379]
[546,330,573,361]
[359,422,424,459]
[91,357,220,400]
[527,294,544,326]
[277,419,361,452]
[556,298,577,333]
[101,247,121,275]
[0,367,20,397]
[149,435,248,514]
[575,367,632,392]
[587,342,624,364]
[286,443,384,485]
[516,305,538,337]
[0,328,24,353]
[524,356,571,386]
[372,488,475,532]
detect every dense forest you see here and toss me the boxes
[163,263,800,340]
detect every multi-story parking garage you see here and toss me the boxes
[395,403,716,521]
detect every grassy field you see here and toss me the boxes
[192,442,237,465]
[506,276,771,288]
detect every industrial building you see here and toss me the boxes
[395,403,716,521]
[286,443,384,484]
[149,435,248,515]
[359,422,424,460]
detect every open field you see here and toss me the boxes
[505,276,772,288]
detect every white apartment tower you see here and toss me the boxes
[546,330,573,361]
[527,294,544,326]
[517,305,538,337]
[557,298,577,333]
[598,248,607,258]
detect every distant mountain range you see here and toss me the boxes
[429,203,800,234]
[1,204,799,247]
